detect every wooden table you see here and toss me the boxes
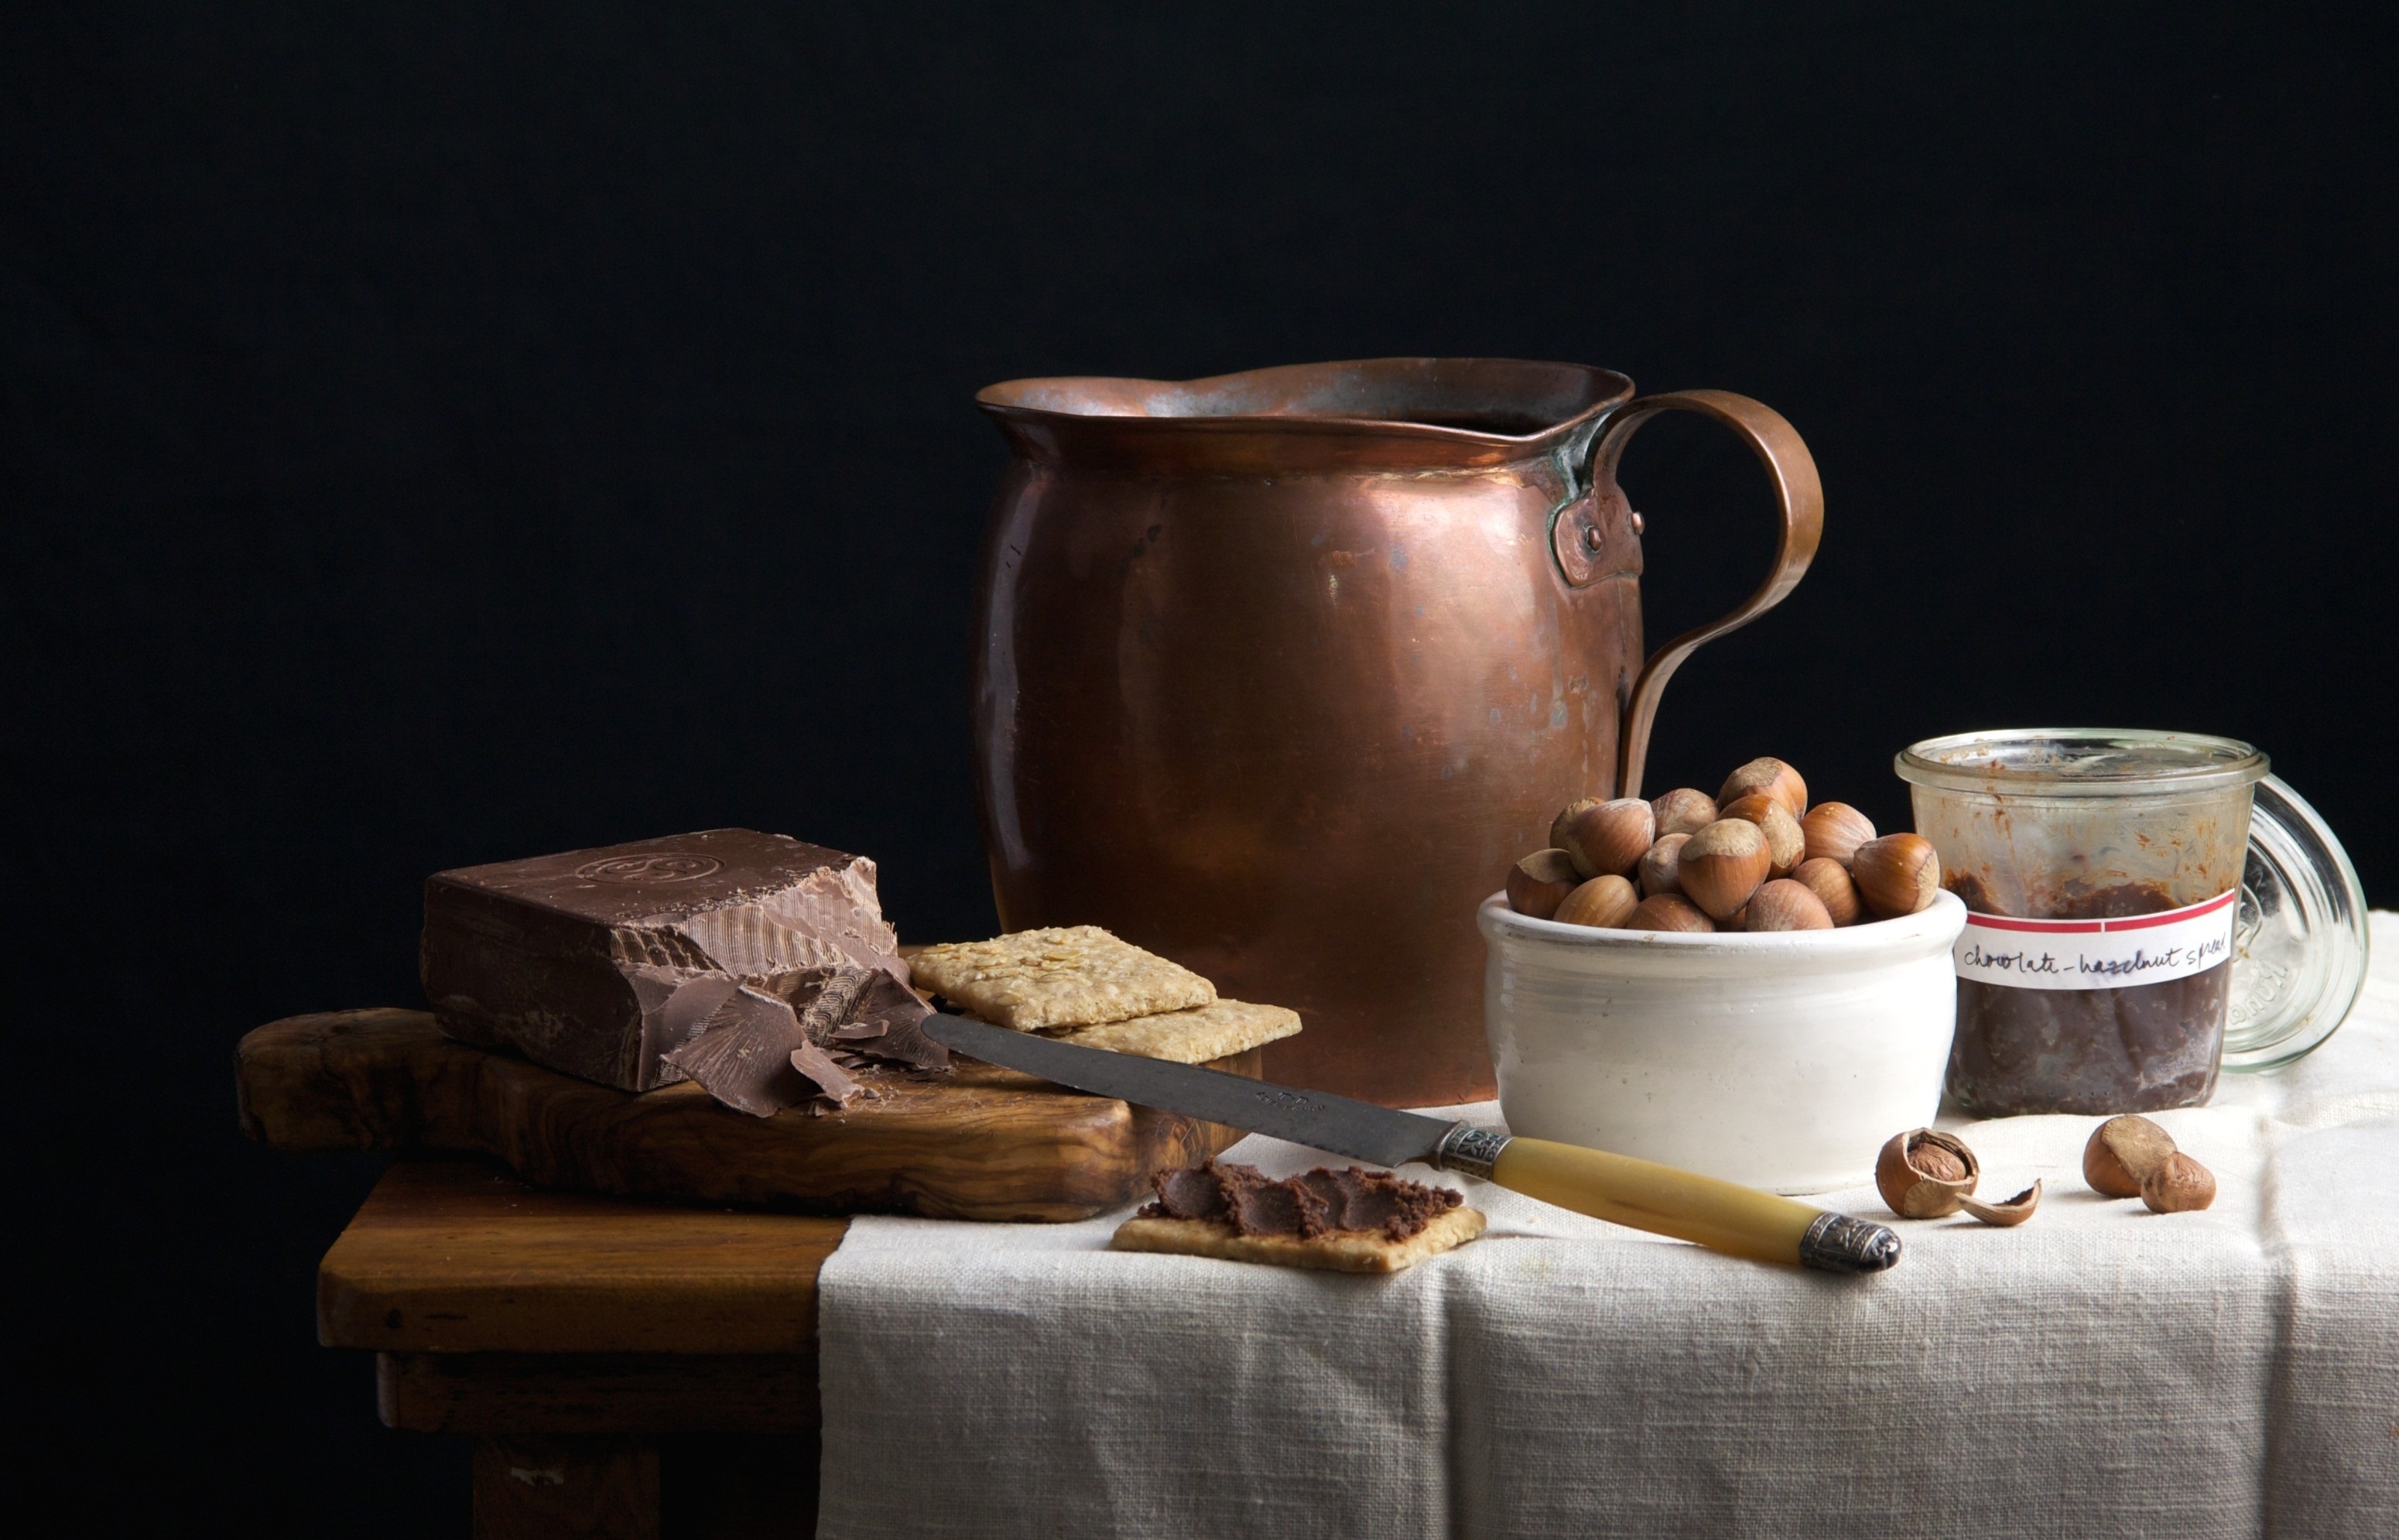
[319,1155,845,1538]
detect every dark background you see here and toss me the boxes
[7,2,2395,1529]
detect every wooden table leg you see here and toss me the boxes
[474,1436,661,1540]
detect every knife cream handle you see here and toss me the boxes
[1485,1137,1899,1271]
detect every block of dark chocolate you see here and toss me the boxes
[422,828,898,1090]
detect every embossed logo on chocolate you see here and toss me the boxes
[575,854,724,885]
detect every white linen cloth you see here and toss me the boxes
[817,916,2399,1538]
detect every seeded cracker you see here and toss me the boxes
[907,926,1215,1031]
[1052,1000,1300,1064]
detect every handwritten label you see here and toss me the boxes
[1952,889,2236,992]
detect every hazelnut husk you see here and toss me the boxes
[1649,787,1720,839]
[1959,1180,2042,1227]
[1720,793,1805,877]
[1852,833,1942,919]
[1559,797,1655,880]
[1790,856,1863,926]
[1677,818,1772,922]
[1553,874,1639,929]
[1624,894,1716,933]
[1742,878,1834,932]
[2141,1152,2216,1213]
[1800,801,1876,868]
[1506,848,1583,919]
[1718,757,1808,819]
[1875,1128,1980,1218]
[2082,1114,2177,1198]
[1638,832,1688,898]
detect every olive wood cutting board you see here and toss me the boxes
[238,1009,1257,1222]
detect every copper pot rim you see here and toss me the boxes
[976,356,1636,447]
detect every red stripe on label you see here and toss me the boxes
[1958,887,2236,935]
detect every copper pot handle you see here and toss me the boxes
[1582,389,1823,799]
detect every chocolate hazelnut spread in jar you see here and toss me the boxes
[1897,731,2370,1117]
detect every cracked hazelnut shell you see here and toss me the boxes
[1875,1128,1980,1218]
[1959,1180,2041,1227]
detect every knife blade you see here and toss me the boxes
[924,1014,1898,1273]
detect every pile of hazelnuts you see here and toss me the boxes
[1505,756,1943,933]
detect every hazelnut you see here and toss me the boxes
[1638,832,1688,898]
[1720,793,1805,877]
[1549,797,1603,853]
[1742,878,1834,932]
[1506,848,1583,919]
[1558,797,1655,880]
[1790,857,1864,926]
[1800,802,1877,868]
[2082,1114,2177,1198]
[1718,757,1807,819]
[1851,833,1942,919]
[2141,1152,2216,1213]
[1649,787,1720,839]
[1553,874,1639,929]
[1959,1180,2042,1227]
[1677,818,1772,921]
[1874,1128,1980,1218]
[1624,894,1716,933]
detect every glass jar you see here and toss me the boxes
[1897,730,2368,1117]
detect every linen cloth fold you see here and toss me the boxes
[817,915,2399,1538]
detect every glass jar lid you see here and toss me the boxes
[1896,727,2271,798]
[2221,775,2372,1071]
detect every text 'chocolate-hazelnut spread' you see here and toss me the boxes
[1947,874,2227,1116]
[1141,1161,1462,1241]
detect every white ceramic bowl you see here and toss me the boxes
[1478,889,1968,1194]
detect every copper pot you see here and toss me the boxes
[971,358,1822,1106]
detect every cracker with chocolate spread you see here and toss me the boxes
[907,926,1216,1032]
[1111,1161,1486,1274]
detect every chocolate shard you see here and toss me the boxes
[758,963,948,1072]
[789,1042,868,1106]
[421,828,898,1090]
[628,971,741,1086]
[661,986,813,1117]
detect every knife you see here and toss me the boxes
[924,1015,1899,1272]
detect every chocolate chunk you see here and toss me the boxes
[789,1041,868,1107]
[421,829,899,1090]
[1139,1161,1462,1241]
